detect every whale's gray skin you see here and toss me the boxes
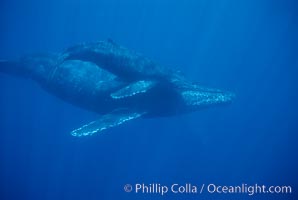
[0,40,234,137]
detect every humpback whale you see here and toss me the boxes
[0,40,234,136]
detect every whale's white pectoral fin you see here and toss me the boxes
[71,111,145,137]
[111,80,156,99]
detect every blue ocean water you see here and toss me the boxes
[0,0,297,199]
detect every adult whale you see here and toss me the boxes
[0,40,234,137]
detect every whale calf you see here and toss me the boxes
[0,40,234,136]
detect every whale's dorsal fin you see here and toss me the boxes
[71,110,145,137]
[111,80,156,99]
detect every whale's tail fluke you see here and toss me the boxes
[0,60,29,78]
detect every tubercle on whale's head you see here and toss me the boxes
[180,86,235,111]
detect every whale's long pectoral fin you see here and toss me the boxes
[111,80,156,99]
[71,111,145,137]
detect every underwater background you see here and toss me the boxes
[0,0,297,199]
